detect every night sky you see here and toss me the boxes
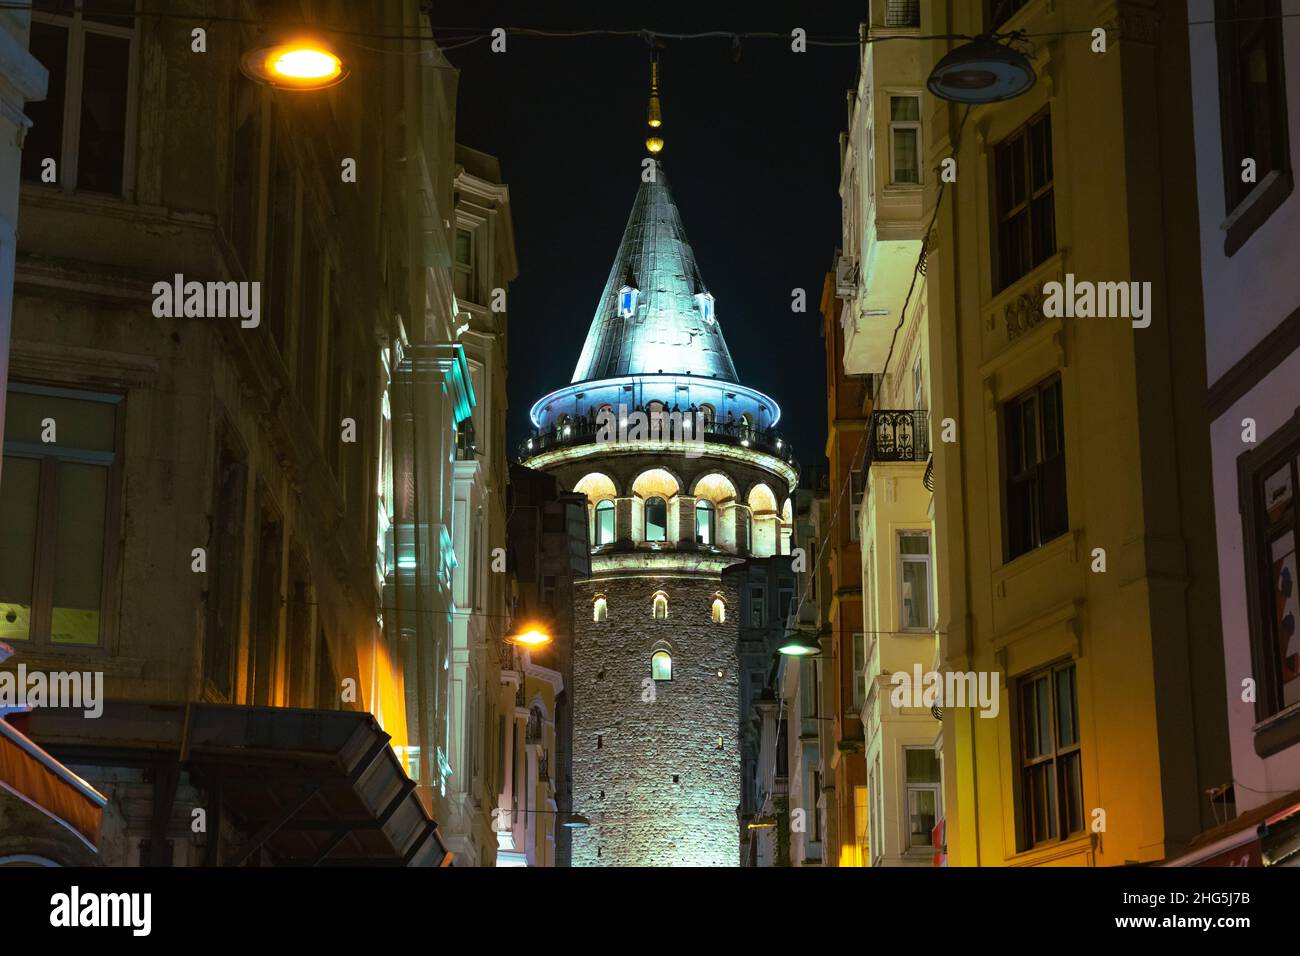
[442,3,863,480]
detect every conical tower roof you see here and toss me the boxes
[571,161,739,384]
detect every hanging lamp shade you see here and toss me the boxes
[240,34,349,91]
[926,36,1035,104]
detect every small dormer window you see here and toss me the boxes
[618,286,639,318]
[697,292,715,325]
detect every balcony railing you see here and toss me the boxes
[519,412,793,463]
[864,410,929,470]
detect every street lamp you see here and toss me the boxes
[241,36,349,91]
[505,623,552,648]
[559,812,591,829]
[777,630,822,657]
[926,35,1035,104]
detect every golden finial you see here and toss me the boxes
[646,46,664,154]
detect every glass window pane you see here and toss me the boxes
[1060,751,1084,834]
[901,557,930,629]
[1269,530,1300,708]
[908,788,936,846]
[900,532,930,555]
[645,496,666,541]
[905,748,940,783]
[596,501,614,545]
[651,651,671,681]
[893,128,919,183]
[0,458,41,641]
[1264,461,1295,524]
[5,390,117,451]
[1055,665,1078,748]
[50,462,107,645]
[23,22,68,184]
[77,31,130,194]
[890,96,920,121]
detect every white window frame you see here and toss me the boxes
[903,744,942,853]
[32,3,140,198]
[898,530,933,632]
[887,93,922,187]
[852,631,866,712]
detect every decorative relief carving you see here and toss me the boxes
[1003,289,1048,341]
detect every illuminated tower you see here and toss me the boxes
[519,58,797,866]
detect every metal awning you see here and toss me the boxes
[0,715,106,852]
[29,702,452,867]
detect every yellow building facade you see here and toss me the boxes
[921,0,1228,866]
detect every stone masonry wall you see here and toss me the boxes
[569,571,741,866]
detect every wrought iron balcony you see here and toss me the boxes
[518,412,794,463]
[864,410,929,470]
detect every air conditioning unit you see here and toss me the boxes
[835,256,857,297]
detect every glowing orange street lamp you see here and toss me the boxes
[505,624,552,648]
[241,37,349,91]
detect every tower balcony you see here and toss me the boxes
[518,413,793,463]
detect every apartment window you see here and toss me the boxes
[1239,415,1300,746]
[653,591,668,620]
[778,580,795,623]
[593,595,608,622]
[1004,376,1068,561]
[1018,660,1083,848]
[645,495,667,542]
[454,228,476,301]
[749,581,766,627]
[0,385,122,648]
[852,632,866,712]
[594,499,615,545]
[651,650,672,681]
[904,747,941,851]
[995,110,1056,290]
[899,531,932,631]
[25,1,135,195]
[884,0,920,28]
[1216,0,1293,255]
[889,95,922,185]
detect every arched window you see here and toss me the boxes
[593,595,608,622]
[696,499,715,545]
[653,591,668,620]
[699,404,716,428]
[651,650,672,681]
[711,597,726,624]
[645,496,667,541]
[594,499,615,545]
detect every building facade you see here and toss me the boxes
[519,159,798,866]
[3,1,470,866]
[497,462,590,866]
[1182,0,1300,865]
[836,4,946,867]
[923,0,1229,866]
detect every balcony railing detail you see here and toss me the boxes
[519,412,793,463]
[865,410,929,470]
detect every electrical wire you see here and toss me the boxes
[10,1,1300,49]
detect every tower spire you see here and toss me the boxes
[645,42,664,155]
